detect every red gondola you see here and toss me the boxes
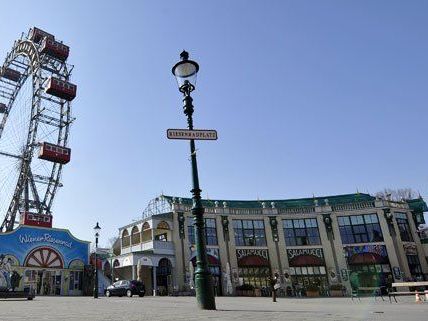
[40,38,70,61]
[29,27,54,43]
[45,77,77,101]
[20,211,53,228]
[0,103,6,113]
[1,67,21,82]
[39,142,71,164]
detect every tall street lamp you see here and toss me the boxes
[93,222,101,299]
[171,51,216,310]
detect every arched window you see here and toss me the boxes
[157,221,170,230]
[122,229,130,248]
[142,222,151,230]
[131,226,140,245]
[104,261,111,277]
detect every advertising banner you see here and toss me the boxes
[0,225,89,269]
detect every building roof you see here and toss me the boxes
[161,193,376,209]
[406,198,428,212]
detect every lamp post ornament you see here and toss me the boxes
[171,51,216,310]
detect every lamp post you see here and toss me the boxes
[93,222,101,299]
[171,51,216,310]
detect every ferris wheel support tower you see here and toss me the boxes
[0,27,76,232]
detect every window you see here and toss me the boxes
[205,218,218,245]
[282,218,321,246]
[69,271,82,291]
[188,218,218,245]
[406,255,423,278]
[238,266,270,288]
[155,233,167,242]
[131,226,140,245]
[395,213,413,242]
[338,214,383,244]
[233,220,266,246]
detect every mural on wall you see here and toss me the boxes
[0,226,89,271]
[0,254,21,291]
[344,245,388,258]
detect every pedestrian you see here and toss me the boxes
[269,273,280,302]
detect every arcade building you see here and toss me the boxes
[0,212,89,295]
[112,193,428,296]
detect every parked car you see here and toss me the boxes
[105,280,145,297]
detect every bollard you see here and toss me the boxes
[415,291,422,303]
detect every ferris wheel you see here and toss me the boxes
[0,27,77,232]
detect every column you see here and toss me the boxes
[318,213,345,286]
[377,209,404,281]
[264,216,280,274]
[152,266,157,296]
[407,211,428,274]
[132,265,137,280]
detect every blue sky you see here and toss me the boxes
[0,1,427,244]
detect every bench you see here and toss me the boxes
[388,282,428,303]
[351,286,385,301]
[0,289,35,300]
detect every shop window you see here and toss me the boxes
[188,218,218,245]
[238,266,270,288]
[282,218,321,246]
[68,271,82,291]
[338,214,383,244]
[233,219,266,246]
[289,266,326,276]
[395,213,413,242]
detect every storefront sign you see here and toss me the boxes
[403,244,417,255]
[287,248,324,260]
[236,249,268,260]
[138,257,153,266]
[18,233,72,248]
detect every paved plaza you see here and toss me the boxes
[2,296,428,321]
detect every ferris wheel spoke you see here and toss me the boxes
[0,150,23,159]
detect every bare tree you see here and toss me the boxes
[106,237,118,248]
[375,188,419,201]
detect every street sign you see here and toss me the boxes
[167,129,218,140]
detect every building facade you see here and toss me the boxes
[113,193,428,296]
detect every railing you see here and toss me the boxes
[229,208,263,215]
[122,240,175,254]
[332,201,375,212]
[278,207,315,214]
[140,240,174,252]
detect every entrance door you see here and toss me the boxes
[156,258,172,296]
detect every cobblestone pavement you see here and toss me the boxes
[2,296,428,321]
